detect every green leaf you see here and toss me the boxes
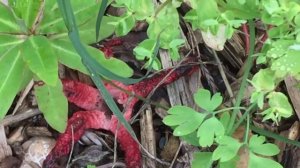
[219,156,239,168]
[192,152,213,168]
[194,89,223,112]
[212,136,242,162]
[133,39,161,70]
[0,34,24,55]
[262,92,293,123]
[0,3,20,33]
[163,106,205,136]
[131,0,154,20]
[181,131,200,146]
[271,49,300,78]
[51,39,133,77]
[261,0,280,14]
[197,117,225,147]
[35,80,68,133]
[147,3,180,49]
[8,0,43,29]
[108,13,135,37]
[0,46,26,118]
[249,152,282,168]
[39,0,101,34]
[22,36,58,86]
[134,39,156,60]
[79,16,115,44]
[248,135,280,156]
[250,68,276,92]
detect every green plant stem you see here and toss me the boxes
[213,107,246,115]
[227,20,256,135]
[243,113,250,144]
[231,103,257,134]
[154,0,171,18]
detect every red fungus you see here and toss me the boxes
[43,65,197,168]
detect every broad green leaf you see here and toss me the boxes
[197,117,225,147]
[0,34,24,55]
[194,89,223,112]
[78,16,115,44]
[0,3,20,33]
[192,152,213,168]
[35,80,68,132]
[22,36,58,86]
[249,152,282,168]
[39,0,101,34]
[8,0,43,29]
[0,46,26,118]
[250,68,276,92]
[212,136,242,162]
[51,39,133,77]
[248,135,280,156]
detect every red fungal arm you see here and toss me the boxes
[44,65,197,168]
[43,111,111,168]
[62,80,104,111]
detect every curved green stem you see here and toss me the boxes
[243,113,250,144]
[213,107,246,115]
[231,103,257,134]
[227,20,256,135]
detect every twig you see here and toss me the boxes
[12,80,34,115]
[169,141,183,168]
[0,109,41,126]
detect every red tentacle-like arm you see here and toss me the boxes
[43,65,197,168]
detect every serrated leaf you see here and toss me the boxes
[0,3,20,33]
[147,3,180,49]
[197,117,225,147]
[0,46,26,118]
[249,135,280,156]
[249,152,282,168]
[51,39,133,78]
[163,106,204,126]
[22,36,58,86]
[194,89,223,112]
[8,0,43,29]
[192,152,213,168]
[212,136,242,162]
[35,80,68,132]
[109,13,135,37]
